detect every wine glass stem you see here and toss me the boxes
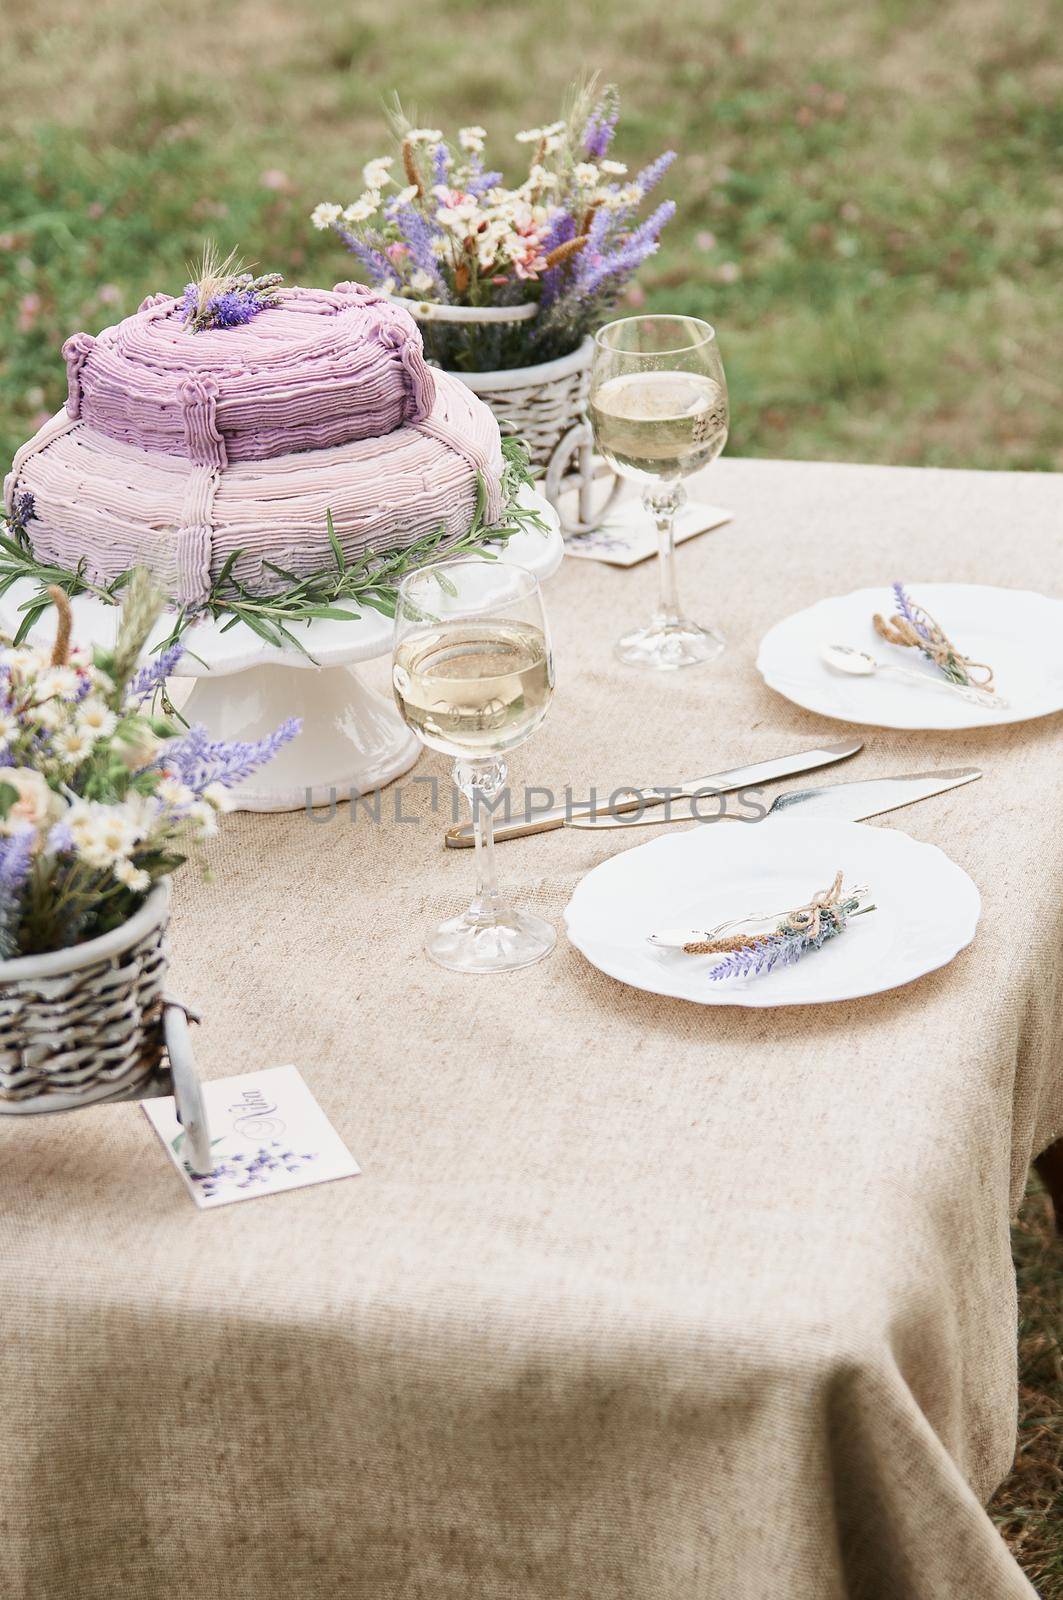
[457,757,508,925]
[645,483,686,626]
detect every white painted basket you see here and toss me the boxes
[0,880,211,1170]
[383,298,621,533]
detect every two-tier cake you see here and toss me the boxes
[4,281,506,605]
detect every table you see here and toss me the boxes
[2,457,1061,1600]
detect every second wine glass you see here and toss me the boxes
[392,560,556,974]
[590,314,729,670]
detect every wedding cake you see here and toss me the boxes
[4,281,506,606]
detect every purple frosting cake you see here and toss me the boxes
[5,283,507,605]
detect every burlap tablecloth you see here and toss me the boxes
[2,458,1061,1599]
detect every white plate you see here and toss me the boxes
[756,584,1063,730]
[563,818,980,1007]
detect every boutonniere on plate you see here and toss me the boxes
[874,582,997,694]
[651,872,874,982]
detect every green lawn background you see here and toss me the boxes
[2,0,1061,473]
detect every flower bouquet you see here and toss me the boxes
[0,572,298,1112]
[312,80,676,375]
[311,81,676,521]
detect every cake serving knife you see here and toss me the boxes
[567,766,981,830]
[443,736,863,848]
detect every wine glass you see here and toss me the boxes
[392,559,556,973]
[589,314,729,670]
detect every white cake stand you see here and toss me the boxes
[0,490,564,812]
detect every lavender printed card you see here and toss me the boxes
[560,496,732,566]
[143,1065,360,1209]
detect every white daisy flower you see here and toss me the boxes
[600,160,628,176]
[342,193,379,225]
[37,666,80,699]
[408,268,436,293]
[156,777,195,809]
[458,125,486,151]
[515,126,543,144]
[53,725,96,766]
[114,858,150,893]
[310,202,342,231]
[362,156,394,189]
[0,711,19,744]
[76,700,117,739]
[201,782,235,814]
[405,128,443,144]
[574,163,600,187]
[188,800,218,838]
[391,185,420,208]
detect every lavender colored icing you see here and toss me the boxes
[6,371,506,606]
[61,282,437,466]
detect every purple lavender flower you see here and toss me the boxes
[129,641,186,702]
[432,142,451,187]
[891,581,932,643]
[179,273,283,333]
[576,200,677,298]
[539,210,577,307]
[164,718,301,793]
[391,206,449,298]
[706,911,848,981]
[335,226,396,287]
[632,150,677,198]
[0,827,35,893]
[9,490,35,535]
[583,99,619,159]
[466,167,502,199]
[46,818,74,854]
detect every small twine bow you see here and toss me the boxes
[872,589,995,693]
[683,871,850,956]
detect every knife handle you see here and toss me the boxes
[444,790,661,848]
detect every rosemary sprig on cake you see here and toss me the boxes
[0,438,545,660]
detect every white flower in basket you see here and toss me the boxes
[311,79,678,532]
[0,569,299,1170]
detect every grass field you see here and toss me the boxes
[2,0,1060,1586]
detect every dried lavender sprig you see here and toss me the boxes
[163,717,301,793]
[706,902,858,982]
[129,641,185,702]
[891,581,932,643]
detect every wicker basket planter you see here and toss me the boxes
[384,298,621,534]
[0,882,171,1114]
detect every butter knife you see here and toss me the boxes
[443,736,863,847]
[567,766,981,830]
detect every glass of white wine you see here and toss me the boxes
[392,559,556,973]
[590,314,729,670]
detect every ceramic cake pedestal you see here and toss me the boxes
[0,492,563,813]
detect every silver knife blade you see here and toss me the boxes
[568,767,981,830]
[443,736,863,847]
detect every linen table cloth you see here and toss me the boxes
[2,457,1061,1600]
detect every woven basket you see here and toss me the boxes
[382,297,621,533]
[0,882,170,1114]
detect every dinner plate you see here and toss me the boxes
[563,818,980,1007]
[756,584,1063,730]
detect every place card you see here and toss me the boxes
[143,1065,360,1208]
[561,497,732,566]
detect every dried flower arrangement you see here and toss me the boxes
[311,79,676,371]
[874,582,996,693]
[680,872,872,981]
[177,245,283,333]
[0,572,298,958]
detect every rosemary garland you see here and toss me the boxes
[0,438,546,660]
